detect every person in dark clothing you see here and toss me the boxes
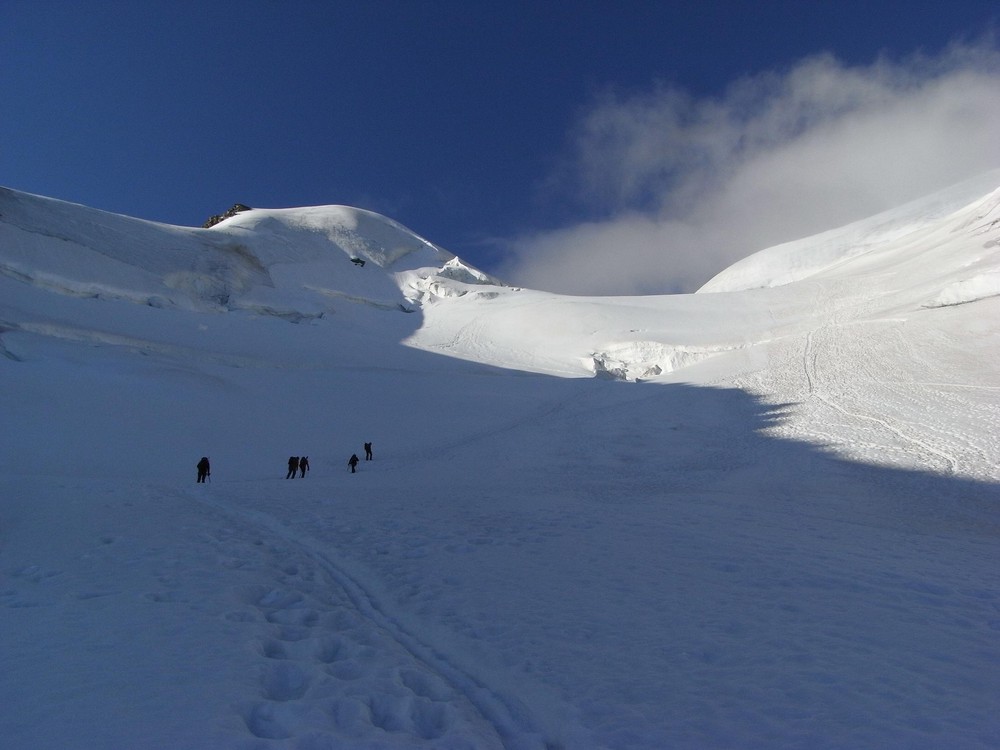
[348,454,359,473]
[197,456,210,483]
[299,456,309,478]
[364,442,373,461]
[286,456,299,479]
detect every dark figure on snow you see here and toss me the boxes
[287,456,299,479]
[299,456,309,477]
[197,456,211,483]
[364,442,373,461]
[348,454,360,473]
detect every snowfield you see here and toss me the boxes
[1,178,999,749]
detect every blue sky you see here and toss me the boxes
[3,1,1000,293]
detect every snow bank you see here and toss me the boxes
[588,341,746,381]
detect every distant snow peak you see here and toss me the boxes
[209,203,453,272]
[700,170,1000,294]
[0,188,512,336]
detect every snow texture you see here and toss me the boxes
[1,177,999,749]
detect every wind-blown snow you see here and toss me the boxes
[927,271,1000,308]
[1,180,998,749]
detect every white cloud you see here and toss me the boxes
[499,44,1000,295]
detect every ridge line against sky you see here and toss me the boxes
[2,1,1000,295]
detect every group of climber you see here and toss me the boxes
[347,443,374,473]
[195,442,374,483]
[285,455,310,478]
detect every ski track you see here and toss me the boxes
[185,487,552,750]
[803,326,960,476]
[734,280,999,482]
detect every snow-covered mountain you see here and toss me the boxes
[1,178,998,749]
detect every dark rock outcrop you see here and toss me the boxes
[202,203,252,229]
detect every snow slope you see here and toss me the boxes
[1,181,999,749]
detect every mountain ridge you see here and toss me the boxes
[2,173,999,383]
